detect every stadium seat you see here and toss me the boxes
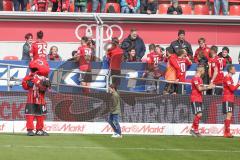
[180,4,192,15]
[87,2,100,12]
[229,5,240,16]
[105,3,120,13]
[158,4,170,14]
[194,5,210,15]
[3,0,13,11]
[3,56,19,61]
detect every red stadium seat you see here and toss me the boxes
[158,4,170,14]
[180,4,192,15]
[87,2,100,12]
[3,0,13,11]
[3,56,19,61]
[194,5,210,15]
[229,5,240,16]
[105,3,120,13]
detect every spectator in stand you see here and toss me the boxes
[48,46,62,61]
[72,50,78,57]
[123,48,141,62]
[34,0,48,12]
[74,0,87,12]
[218,47,232,64]
[140,0,157,14]
[214,0,228,15]
[167,0,182,15]
[194,37,210,63]
[92,0,106,13]
[0,0,2,11]
[22,33,33,61]
[13,0,28,11]
[107,37,124,87]
[170,29,193,59]
[238,52,240,64]
[121,0,140,13]
[122,28,146,59]
[57,0,69,12]
[51,0,58,12]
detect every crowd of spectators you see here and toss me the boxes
[15,27,237,95]
[0,0,234,16]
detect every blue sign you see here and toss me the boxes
[0,60,239,95]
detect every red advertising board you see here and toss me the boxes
[1,21,240,45]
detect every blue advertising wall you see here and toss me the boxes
[0,60,240,95]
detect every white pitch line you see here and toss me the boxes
[0,145,240,153]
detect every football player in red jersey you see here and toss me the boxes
[176,49,192,82]
[34,0,48,12]
[146,44,164,66]
[75,36,93,91]
[144,44,163,93]
[30,31,48,61]
[222,65,240,138]
[194,37,210,63]
[209,45,227,95]
[175,49,192,94]
[22,58,51,136]
[190,66,215,137]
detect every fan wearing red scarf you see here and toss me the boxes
[22,58,51,136]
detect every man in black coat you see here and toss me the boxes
[170,29,193,59]
[121,28,146,59]
[167,0,183,15]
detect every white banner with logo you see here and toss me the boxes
[1,121,240,136]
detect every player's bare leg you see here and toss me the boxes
[224,112,233,138]
[190,113,202,137]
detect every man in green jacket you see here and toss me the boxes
[108,84,122,138]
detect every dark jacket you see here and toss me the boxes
[218,52,232,64]
[167,6,183,15]
[122,35,146,59]
[21,42,31,61]
[140,0,157,14]
[170,39,193,57]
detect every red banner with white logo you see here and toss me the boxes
[1,21,240,45]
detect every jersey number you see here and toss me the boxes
[180,63,186,72]
[218,58,224,71]
[38,44,47,55]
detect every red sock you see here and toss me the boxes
[26,115,35,131]
[224,119,231,134]
[36,116,45,131]
[192,115,201,132]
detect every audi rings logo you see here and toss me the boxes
[75,24,123,41]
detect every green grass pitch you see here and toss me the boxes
[0,134,239,160]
